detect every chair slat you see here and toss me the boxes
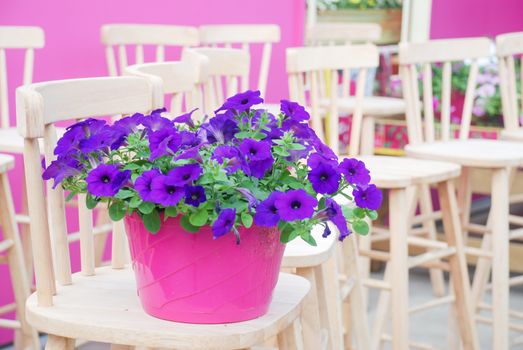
[507,55,518,125]
[348,68,367,157]
[422,63,435,142]
[118,45,128,75]
[44,124,72,285]
[78,194,95,276]
[0,49,8,128]
[309,70,323,142]
[409,64,423,144]
[105,46,118,76]
[459,60,479,140]
[135,45,144,65]
[341,68,350,99]
[520,56,523,123]
[440,62,452,141]
[257,42,272,96]
[155,45,165,62]
[23,49,34,86]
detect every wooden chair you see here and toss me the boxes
[199,24,280,98]
[17,76,310,350]
[497,31,523,141]
[182,47,250,113]
[400,37,523,349]
[0,153,39,350]
[101,24,199,76]
[287,44,480,350]
[304,23,406,155]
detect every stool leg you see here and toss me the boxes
[45,335,74,350]
[296,267,322,350]
[389,188,409,350]
[437,179,479,350]
[0,173,40,350]
[490,168,510,349]
[371,265,391,350]
[277,318,305,350]
[315,254,344,350]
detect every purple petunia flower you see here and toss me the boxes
[308,161,341,195]
[325,198,351,241]
[174,146,203,163]
[113,113,144,134]
[215,90,264,113]
[339,158,370,187]
[54,118,106,156]
[307,152,337,169]
[86,164,131,197]
[141,113,173,131]
[239,138,272,161]
[353,184,382,210]
[322,223,332,238]
[236,188,258,210]
[173,108,198,128]
[148,129,181,160]
[248,158,274,178]
[134,169,161,202]
[282,119,315,141]
[202,114,240,144]
[150,175,185,206]
[212,208,236,238]
[42,153,83,188]
[254,191,284,227]
[79,125,123,153]
[166,164,202,186]
[280,100,310,122]
[275,189,318,222]
[184,185,206,207]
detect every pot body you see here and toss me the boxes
[124,214,285,324]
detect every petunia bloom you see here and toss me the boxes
[150,176,184,206]
[275,189,318,222]
[148,129,181,160]
[280,100,310,121]
[324,198,351,241]
[184,185,207,207]
[239,138,272,162]
[141,113,173,132]
[134,169,161,202]
[173,108,198,128]
[215,90,264,113]
[308,161,341,195]
[254,191,284,227]
[353,184,382,210]
[202,114,240,144]
[339,158,370,187]
[86,164,131,197]
[42,153,83,188]
[212,208,236,238]
[167,164,202,186]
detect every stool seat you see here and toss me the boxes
[0,127,66,154]
[356,155,461,189]
[282,223,336,268]
[26,266,310,350]
[500,128,523,142]
[322,96,406,117]
[405,139,523,168]
[0,154,14,173]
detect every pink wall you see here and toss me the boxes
[0,0,305,345]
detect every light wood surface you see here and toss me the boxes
[325,96,406,117]
[282,224,336,268]
[101,24,199,76]
[27,267,310,350]
[305,23,381,44]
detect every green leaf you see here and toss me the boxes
[234,131,252,139]
[190,209,209,227]
[86,194,99,210]
[353,207,366,219]
[180,215,199,233]
[129,196,142,209]
[366,210,378,220]
[164,206,178,221]
[353,220,370,236]
[143,209,161,234]
[138,201,155,215]
[109,201,126,221]
[288,143,306,150]
[317,197,326,211]
[280,224,299,243]
[300,231,317,246]
[241,212,253,228]
[65,191,76,202]
[115,189,135,200]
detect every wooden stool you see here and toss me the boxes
[283,224,370,350]
[0,154,39,350]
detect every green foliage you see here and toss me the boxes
[318,0,402,10]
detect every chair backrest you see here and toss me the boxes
[199,24,280,98]
[0,26,44,129]
[305,23,381,45]
[496,31,523,132]
[16,76,162,307]
[286,45,379,156]
[183,47,250,113]
[398,37,492,145]
[124,54,209,118]
[101,24,200,76]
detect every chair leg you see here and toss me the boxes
[45,335,74,350]
[20,181,34,287]
[419,184,446,297]
[295,267,322,350]
[277,319,305,350]
[370,265,391,350]
[0,174,40,350]
[489,168,510,349]
[111,220,129,269]
[437,179,479,350]
[389,188,409,350]
[110,345,133,350]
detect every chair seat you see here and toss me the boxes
[321,96,406,117]
[356,155,461,189]
[282,223,336,268]
[405,139,523,168]
[0,127,66,154]
[0,154,14,173]
[26,266,310,350]
[500,128,523,142]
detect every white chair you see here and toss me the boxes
[101,24,199,76]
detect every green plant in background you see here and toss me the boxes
[318,0,402,10]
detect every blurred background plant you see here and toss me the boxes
[318,0,402,11]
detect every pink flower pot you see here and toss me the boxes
[124,214,285,324]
